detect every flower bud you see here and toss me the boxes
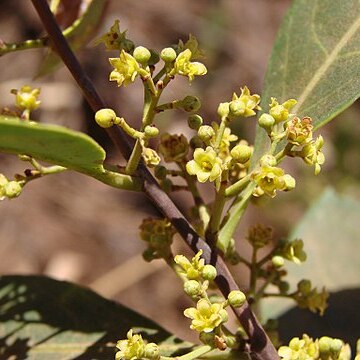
[180,95,201,112]
[298,279,312,294]
[258,113,275,131]
[227,290,246,308]
[133,46,151,63]
[154,165,167,180]
[202,264,217,281]
[219,309,229,323]
[95,108,119,128]
[278,281,290,294]
[160,47,177,62]
[231,144,253,164]
[272,255,285,268]
[5,181,22,199]
[259,154,277,167]
[184,280,202,297]
[144,342,160,360]
[217,102,230,118]
[197,125,215,142]
[189,135,204,149]
[144,125,159,138]
[188,114,203,130]
[283,174,296,191]
[199,332,215,346]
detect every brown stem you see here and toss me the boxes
[30,1,278,358]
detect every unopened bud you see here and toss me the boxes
[160,47,177,62]
[197,125,215,142]
[227,290,246,308]
[133,46,151,63]
[188,114,203,130]
[202,264,217,281]
[231,144,253,164]
[95,108,119,128]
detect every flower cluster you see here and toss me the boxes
[278,334,352,360]
[258,97,325,175]
[115,330,160,360]
[139,218,176,261]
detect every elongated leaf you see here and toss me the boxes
[254,0,360,160]
[0,275,194,359]
[0,116,142,191]
[36,0,108,77]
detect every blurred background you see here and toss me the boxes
[0,0,359,344]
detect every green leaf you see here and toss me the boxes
[36,0,108,77]
[0,116,142,191]
[254,0,360,160]
[0,275,194,359]
[261,187,360,320]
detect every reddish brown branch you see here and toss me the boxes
[30,1,278,358]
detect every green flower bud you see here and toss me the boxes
[319,336,333,355]
[95,108,119,128]
[202,264,217,281]
[272,255,285,268]
[298,279,312,294]
[197,125,215,142]
[144,125,159,138]
[227,290,246,308]
[258,113,275,131]
[199,332,215,346]
[154,165,167,180]
[161,178,173,193]
[180,95,201,112]
[230,143,253,164]
[189,135,204,149]
[160,47,177,62]
[188,114,203,130]
[144,342,160,360]
[217,102,230,118]
[184,280,202,297]
[148,49,160,66]
[133,46,151,63]
[279,281,290,294]
[5,181,22,199]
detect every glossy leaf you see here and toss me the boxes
[254,0,360,160]
[36,0,108,77]
[0,116,142,191]
[0,275,194,359]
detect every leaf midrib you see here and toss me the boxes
[293,11,360,112]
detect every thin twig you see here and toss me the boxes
[30,1,278,358]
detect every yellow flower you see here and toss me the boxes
[278,334,319,360]
[94,20,134,52]
[269,97,297,123]
[300,135,325,175]
[186,146,222,183]
[115,330,146,360]
[252,165,295,198]
[229,86,261,118]
[173,49,207,82]
[174,250,205,280]
[109,50,141,87]
[280,239,307,264]
[12,85,41,111]
[184,298,228,333]
[285,116,313,146]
